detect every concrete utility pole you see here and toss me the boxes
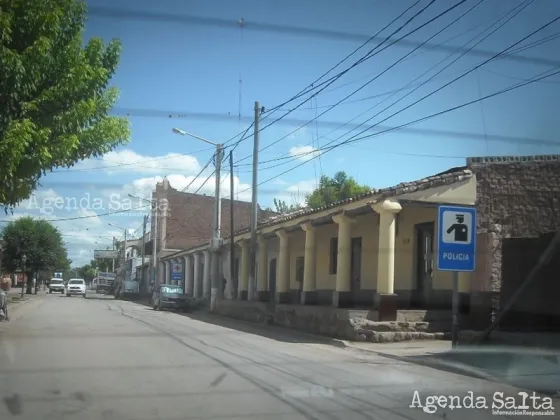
[248,101,261,300]
[229,150,235,299]
[153,199,159,287]
[141,215,147,290]
[171,127,223,310]
[112,237,115,272]
[210,143,223,310]
[122,229,128,281]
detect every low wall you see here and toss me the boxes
[214,300,452,342]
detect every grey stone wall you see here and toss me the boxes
[467,155,560,329]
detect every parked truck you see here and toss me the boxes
[94,272,116,294]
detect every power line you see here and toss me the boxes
[236,0,477,165]
[0,204,150,223]
[251,0,445,142]
[51,147,214,173]
[262,0,423,117]
[249,2,555,172]
[193,170,216,195]
[88,5,560,67]
[180,154,215,193]
[242,66,560,191]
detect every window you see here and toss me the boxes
[329,238,338,274]
[69,279,84,285]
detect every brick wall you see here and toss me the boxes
[467,155,560,329]
[152,180,277,251]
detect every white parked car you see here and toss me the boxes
[66,278,86,298]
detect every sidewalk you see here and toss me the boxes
[339,339,560,396]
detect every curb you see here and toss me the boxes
[340,343,560,397]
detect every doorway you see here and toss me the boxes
[295,256,304,303]
[350,237,362,305]
[268,258,277,298]
[414,222,434,308]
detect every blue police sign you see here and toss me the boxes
[437,205,477,272]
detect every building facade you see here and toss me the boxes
[160,155,560,330]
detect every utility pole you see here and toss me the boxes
[248,101,261,300]
[122,229,128,281]
[112,237,115,272]
[152,199,159,288]
[229,150,235,299]
[210,143,223,310]
[141,215,147,291]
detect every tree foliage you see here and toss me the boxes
[273,198,303,214]
[1,216,70,275]
[271,172,370,211]
[0,0,130,208]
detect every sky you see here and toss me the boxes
[4,0,560,266]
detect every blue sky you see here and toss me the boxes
[6,0,560,265]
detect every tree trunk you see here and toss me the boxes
[34,271,38,294]
[26,271,33,294]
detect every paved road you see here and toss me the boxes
[0,294,555,419]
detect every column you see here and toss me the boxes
[301,222,317,305]
[170,259,178,286]
[193,252,201,298]
[203,250,211,298]
[256,235,269,301]
[224,250,235,299]
[332,214,355,308]
[164,261,170,285]
[185,255,194,296]
[275,229,290,303]
[238,240,249,300]
[372,200,402,321]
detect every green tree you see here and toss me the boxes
[305,171,370,209]
[273,198,303,214]
[0,0,130,209]
[1,216,70,293]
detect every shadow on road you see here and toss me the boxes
[179,311,347,347]
[390,346,560,396]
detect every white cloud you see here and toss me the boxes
[270,179,317,208]
[74,149,201,175]
[289,145,320,162]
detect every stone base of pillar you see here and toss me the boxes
[256,290,270,301]
[276,291,291,304]
[375,293,398,321]
[238,290,248,301]
[332,291,352,308]
[300,291,317,305]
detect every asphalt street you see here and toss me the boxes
[0,293,556,419]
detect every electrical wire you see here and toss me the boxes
[262,0,423,118]
[249,3,555,172]
[180,153,216,193]
[51,146,215,173]
[251,0,445,142]
[192,170,216,195]
[241,65,560,192]
[0,204,150,223]
[88,5,560,67]
[236,0,473,165]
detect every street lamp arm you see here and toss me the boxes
[171,128,219,146]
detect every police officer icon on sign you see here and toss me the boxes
[442,211,472,245]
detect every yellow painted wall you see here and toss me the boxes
[351,214,379,290]
[393,205,470,293]
[315,223,338,290]
[288,230,305,289]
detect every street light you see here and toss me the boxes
[129,194,159,289]
[21,254,27,298]
[172,127,223,310]
[109,223,130,283]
